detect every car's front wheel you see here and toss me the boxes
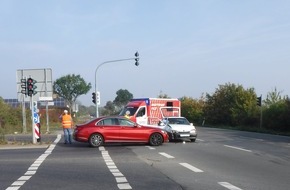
[89,133,104,147]
[149,133,163,146]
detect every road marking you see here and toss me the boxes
[99,147,132,189]
[116,177,127,183]
[5,134,61,190]
[218,182,243,190]
[179,163,203,173]
[159,152,175,158]
[224,145,252,152]
[118,183,132,190]
[145,146,155,150]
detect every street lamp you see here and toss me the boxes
[94,52,139,117]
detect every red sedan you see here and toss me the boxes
[73,116,168,147]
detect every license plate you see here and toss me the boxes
[180,134,190,137]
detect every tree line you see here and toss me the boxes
[180,83,290,134]
[0,74,289,136]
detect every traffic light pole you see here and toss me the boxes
[30,95,37,144]
[22,96,27,133]
[260,106,263,129]
[94,53,139,117]
[260,95,263,129]
[21,76,38,143]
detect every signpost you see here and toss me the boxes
[17,68,53,134]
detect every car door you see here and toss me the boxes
[96,118,120,142]
[118,118,147,142]
[135,107,148,125]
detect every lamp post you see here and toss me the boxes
[94,52,139,117]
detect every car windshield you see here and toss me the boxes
[119,106,138,116]
[167,118,190,125]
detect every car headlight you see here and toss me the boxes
[171,130,178,134]
[190,129,196,134]
[161,130,167,134]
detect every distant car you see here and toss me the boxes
[158,117,197,142]
[73,116,169,147]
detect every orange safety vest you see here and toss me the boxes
[62,114,72,128]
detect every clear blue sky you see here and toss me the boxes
[1,0,289,106]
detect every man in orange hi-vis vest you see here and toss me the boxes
[61,109,73,144]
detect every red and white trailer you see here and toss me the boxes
[119,98,181,125]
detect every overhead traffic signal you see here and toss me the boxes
[256,96,262,106]
[20,79,27,95]
[92,92,96,104]
[135,51,139,66]
[27,77,37,97]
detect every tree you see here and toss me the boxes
[204,83,258,126]
[53,74,91,113]
[264,87,287,107]
[0,97,22,134]
[113,89,133,112]
[180,95,205,125]
[262,99,290,132]
[102,101,117,116]
[158,91,170,98]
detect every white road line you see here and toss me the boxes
[118,183,132,190]
[116,177,128,183]
[159,152,175,158]
[224,145,252,152]
[218,182,243,190]
[179,163,203,173]
[6,187,20,190]
[5,134,61,190]
[99,147,132,190]
[18,176,31,181]
[145,146,155,150]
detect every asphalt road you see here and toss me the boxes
[1,127,290,190]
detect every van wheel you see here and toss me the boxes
[149,133,163,146]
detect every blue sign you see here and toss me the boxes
[33,112,38,123]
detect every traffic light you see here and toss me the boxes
[96,91,100,105]
[256,96,262,106]
[20,79,27,95]
[92,92,96,104]
[135,51,139,66]
[27,77,37,97]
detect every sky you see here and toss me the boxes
[1,0,290,107]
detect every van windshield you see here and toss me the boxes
[119,107,138,116]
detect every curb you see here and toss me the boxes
[0,144,50,150]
